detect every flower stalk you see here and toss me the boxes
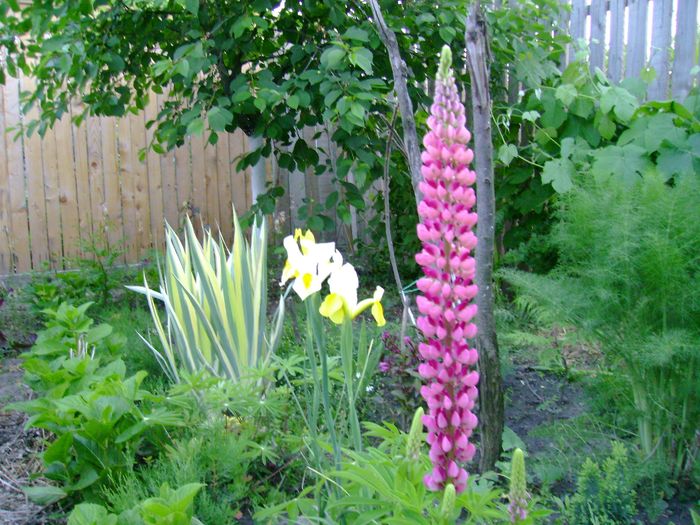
[415,45,480,493]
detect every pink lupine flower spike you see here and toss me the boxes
[415,45,479,494]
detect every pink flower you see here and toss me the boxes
[378,361,391,373]
[415,45,479,494]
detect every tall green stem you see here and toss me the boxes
[306,296,341,468]
[341,319,362,452]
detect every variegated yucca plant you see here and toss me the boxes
[128,214,284,384]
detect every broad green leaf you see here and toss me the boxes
[184,0,198,16]
[23,485,67,505]
[68,503,117,525]
[591,144,652,185]
[207,106,233,132]
[542,158,575,193]
[349,47,373,75]
[521,110,540,123]
[600,86,638,122]
[186,117,204,136]
[320,46,346,69]
[343,27,369,42]
[555,84,577,107]
[498,144,518,166]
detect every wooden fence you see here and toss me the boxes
[560,0,698,100]
[0,72,252,275]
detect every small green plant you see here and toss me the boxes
[67,483,204,525]
[566,443,637,525]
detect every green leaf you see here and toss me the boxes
[320,46,346,69]
[343,27,369,42]
[287,94,299,110]
[68,503,117,525]
[207,106,233,132]
[349,47,373,75]
[555,84,577,107]
[498,144,518,166]
[438,26,456,43]
[186,117,204,136]
[23,485,67,505]
[594,111,616,140]
[521,110,540,123]
[542,158,575,193]
[184,0,198,16]
[600,86,638,122]
[591,144,652,184]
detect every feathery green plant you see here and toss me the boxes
[503,172,700,480]
[128,214,285,384]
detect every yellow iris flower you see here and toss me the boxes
[281,229,342,301]
[319,263,386,326]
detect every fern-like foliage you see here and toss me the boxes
[502,172,700,479]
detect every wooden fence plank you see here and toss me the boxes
[101,117,125,260]
[71,102,93,248]
[145,97,165,248]
[608,0,626,82]
[22,76,56,269]
[55,108,80,263]
[568,0,587,63]
[130,112,151,258]
[204,139,220,232]
[672,0,699,99]
[117,117,137,261]
[626,0,648,79]
[157,94,178,231]
[589,0,606,72]
[229,130,248,218]
[190,131,206,232]
[3,77,31,272]
[174,138,191,229]
[86,115,105,238]
[648,0,673,99]
[215,132,233,242]
[0,83,11,274]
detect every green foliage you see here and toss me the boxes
[8,302,185,502]
[103,405,299,523]
[503,172,700,480]
[68,483,204,525]
[128,215,284,384]
[566,443,637,525]
[255,422,535,524]
[494,50,700,272]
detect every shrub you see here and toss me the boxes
[566,443,637,525]
[504,172,700,480]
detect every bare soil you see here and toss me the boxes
[0,359,54,525]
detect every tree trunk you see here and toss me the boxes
[367,0,423,208]
[465,0,504,473]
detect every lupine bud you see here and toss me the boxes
[406,407,425,460]
[416,45,479,494]
[438,483,457,522]
[508,448,529,523]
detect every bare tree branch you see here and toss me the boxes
[367,0,423,207]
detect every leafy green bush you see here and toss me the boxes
[503,171,700,481]
[8,302,186,503]
[566,443,637,525]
